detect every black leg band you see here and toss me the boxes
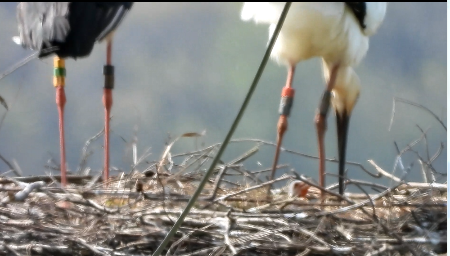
[103,65,115,89]
[318,90,331,117]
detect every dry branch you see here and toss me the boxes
[0,131,446,255]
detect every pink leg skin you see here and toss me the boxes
[315,64,339,198]
[269,65,296,196]
[103,38,113,186]
[56,86,67,187]
[102,88,112,186]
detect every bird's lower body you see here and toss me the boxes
[314,64,339,196]
[53,38,114,188]
[270,63,347,197]
[269,65,295,197]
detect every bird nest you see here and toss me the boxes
[0,135,447,256]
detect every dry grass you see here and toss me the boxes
[0,131,447,256]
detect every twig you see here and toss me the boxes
[166,223,216,256]
[0,154,21,176]
[14,181,46,201]
[77,128,104,174]
[213,175,294,202]
[172,138,378,178]
[389,97,446,131]
[70,238,108,256]
[205,166,227,201]
[224,210,237,254]
[0,175,93,184]
[367,160,401,183]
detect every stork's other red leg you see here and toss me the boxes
[103,38,114,186]
[106,38,112,66]
[315,65,339,197]
[269,65,296,195]
[103,88,112,185]
[54,57,67,187]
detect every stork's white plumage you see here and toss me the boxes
[241,2,386,195]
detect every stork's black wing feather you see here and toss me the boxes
[345,2,366,30]
[93,3,133,41]
[16,2,133,59]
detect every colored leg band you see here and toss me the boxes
[53,58,66,87]
[279,87,295,116]
[103,65,115,89]
[279,96,294,116]
[319,90,331,117]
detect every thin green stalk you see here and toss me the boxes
[151,3,292,256]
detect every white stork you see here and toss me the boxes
[241,2,387,195]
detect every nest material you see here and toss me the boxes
[0,138,447,256]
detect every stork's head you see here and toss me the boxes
[322,62,361,116]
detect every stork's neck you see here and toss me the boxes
[322,62,361,115]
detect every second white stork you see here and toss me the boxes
[241,2,387,195]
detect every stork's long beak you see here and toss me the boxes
[336,110,350,195]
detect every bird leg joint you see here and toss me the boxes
[277,115,288,136]
[103,65,115,89]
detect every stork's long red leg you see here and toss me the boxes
[54,57,67,187]
[103,38,114,186]
[315,64,339,197]
[269,65,295,195]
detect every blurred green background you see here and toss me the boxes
[0,3,446,188]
